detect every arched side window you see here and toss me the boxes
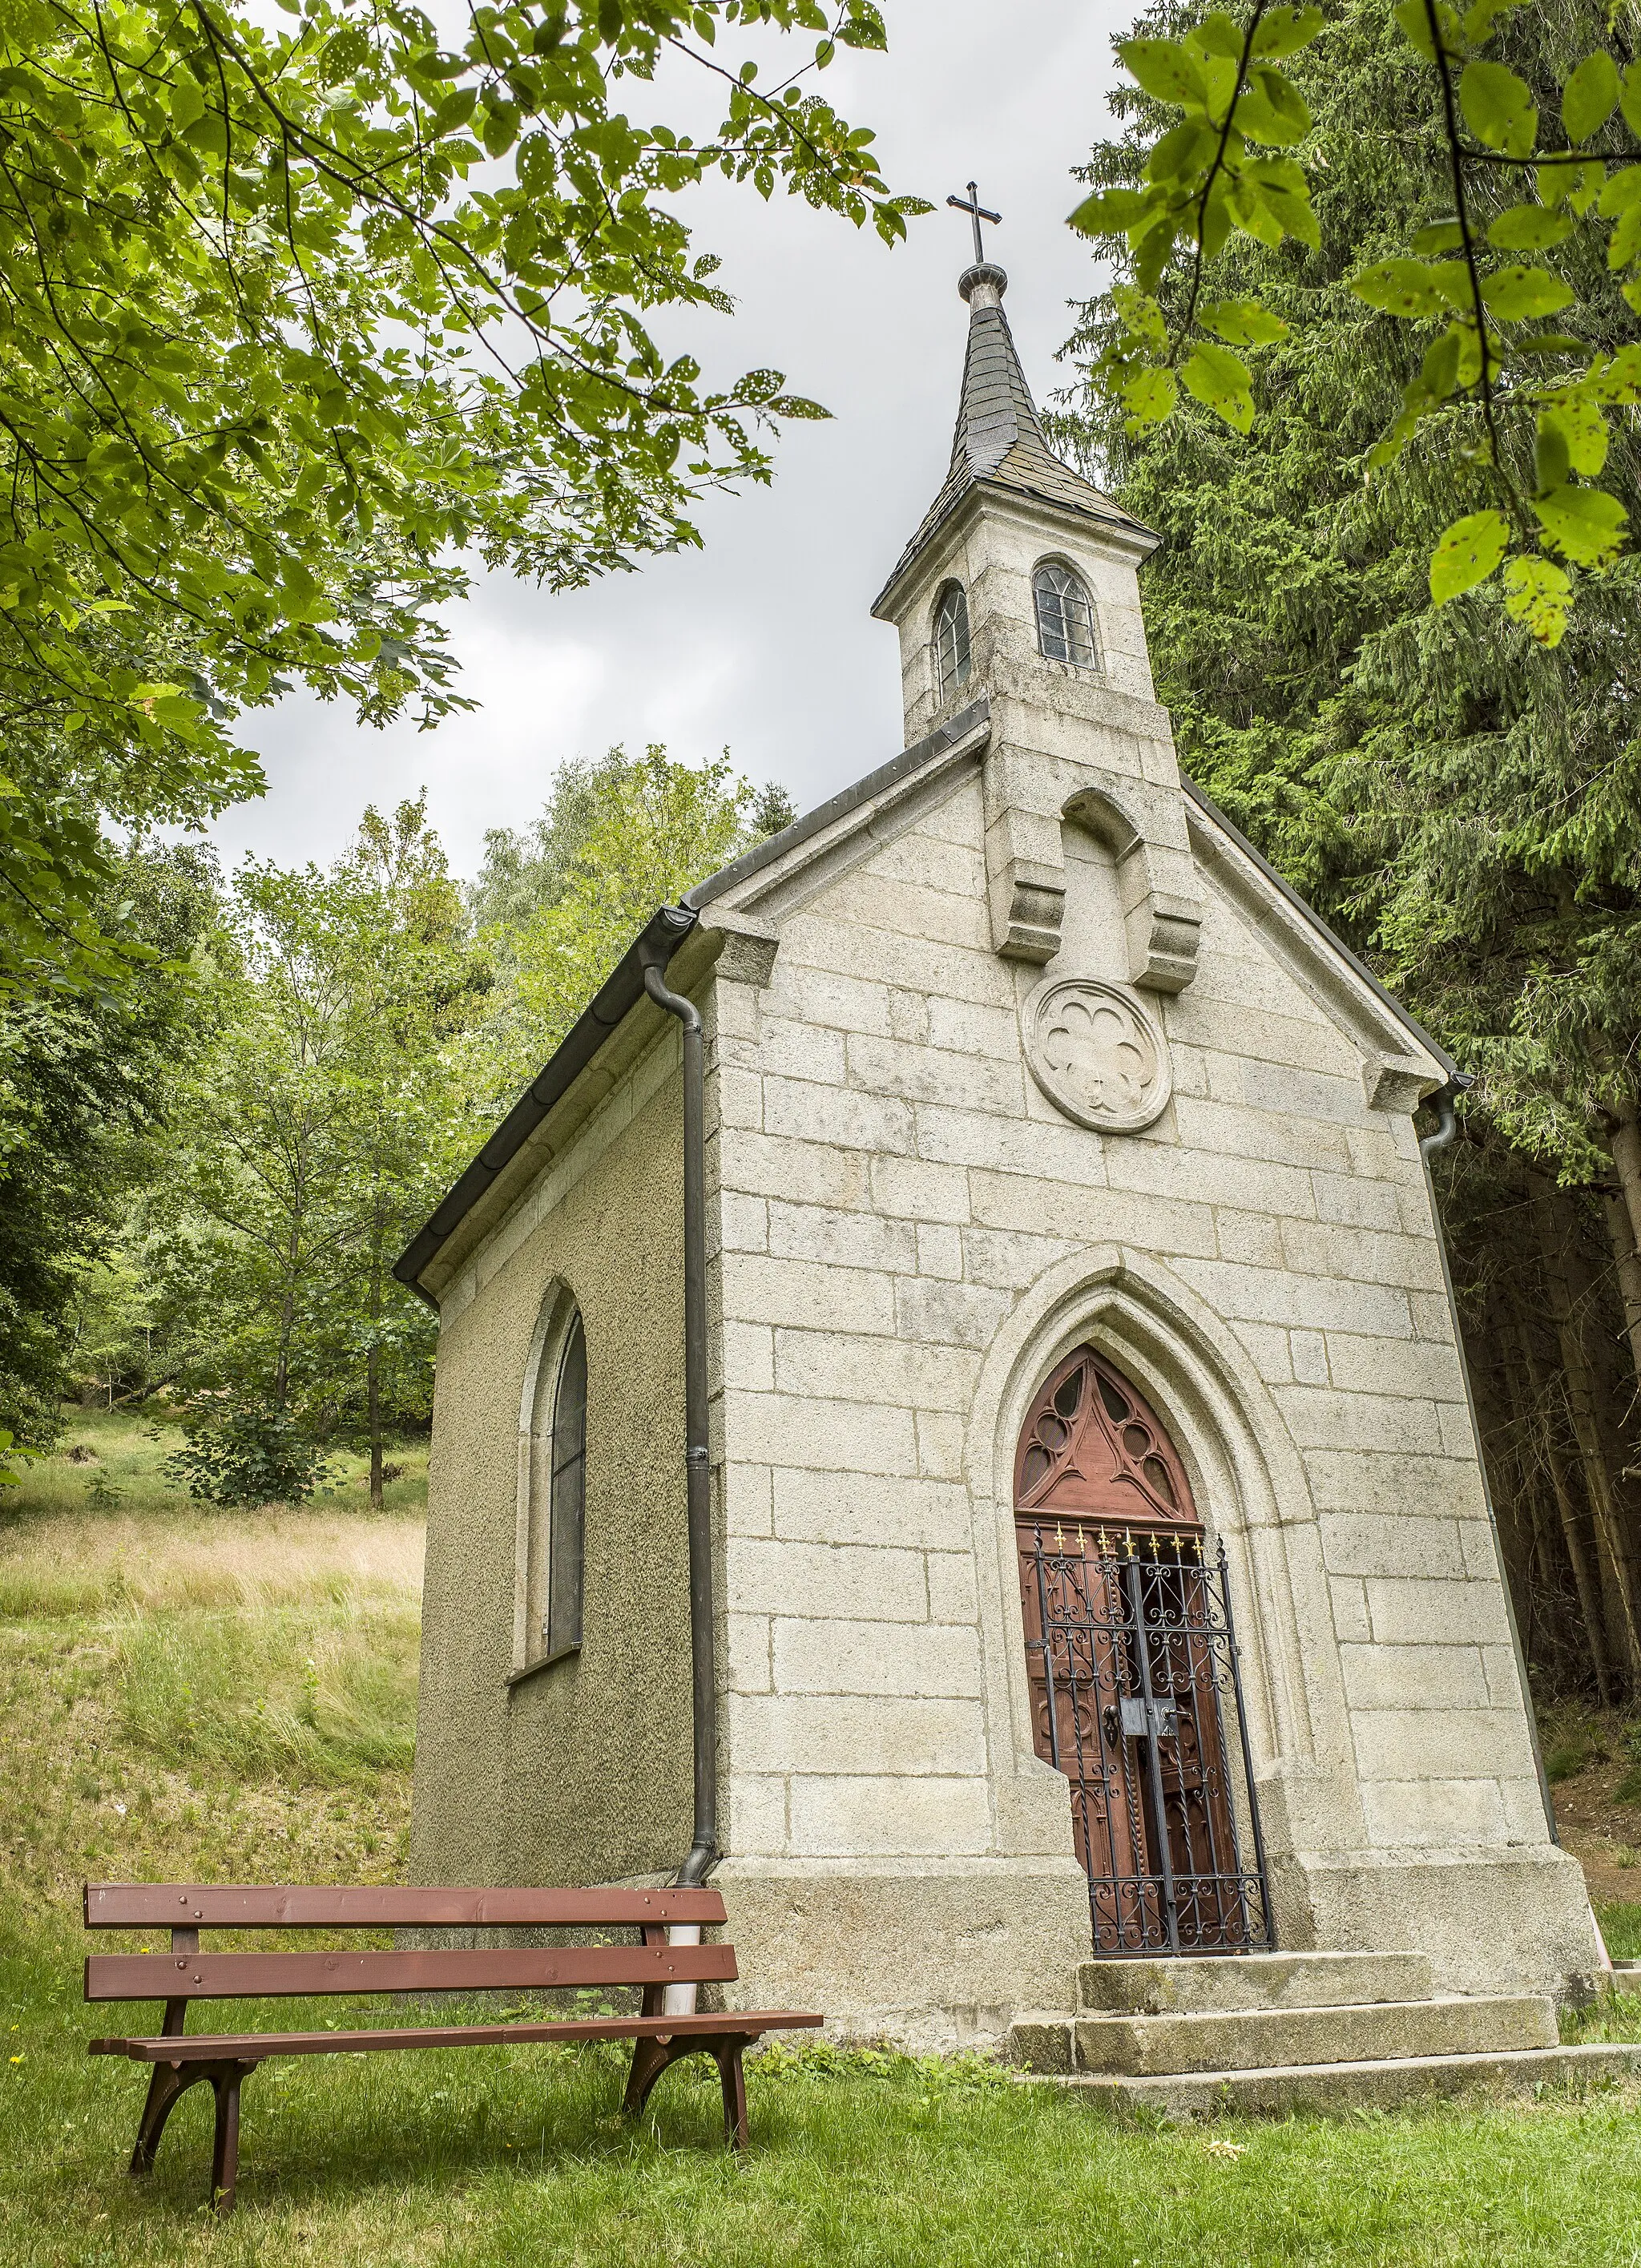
[932,581,971,700]
[522,1298,587,1668]
[1034,562,1099,670]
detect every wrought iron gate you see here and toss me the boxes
[1018,1523,1273,1955]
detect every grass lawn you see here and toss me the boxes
[6,1931,1641,2267]
[5,1413,1641,2263]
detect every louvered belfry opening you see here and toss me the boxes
[1015,1347,1273,1956]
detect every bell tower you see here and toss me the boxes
[870,251,1201,992]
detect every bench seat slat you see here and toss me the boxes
[89,2011,823,2062]
[84,1883,727,1931]
[86,1943,738,2003]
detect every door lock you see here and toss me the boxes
[1115,1695,1179,1742]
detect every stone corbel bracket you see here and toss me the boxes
[989,778,1204,992]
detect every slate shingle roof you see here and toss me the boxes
[872,265,1156,614]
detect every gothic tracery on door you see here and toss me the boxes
[1014,1346,1272,1955]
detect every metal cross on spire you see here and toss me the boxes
[946,180,1001,266]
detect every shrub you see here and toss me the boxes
[163,1404,336,1507]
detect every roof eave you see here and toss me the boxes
[869,475,1160,623]
[1179,774,1460,1084]
[392,902,696,1304]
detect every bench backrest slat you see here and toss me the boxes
[86,1942,738,2004]
[83,1883,727,1931]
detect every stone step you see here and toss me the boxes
[1015,2042,1641,2119]
[1077,1951,1435,2016]
[1011,1992,1557,2076]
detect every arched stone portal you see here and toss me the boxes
[1014,1346,1272,1955]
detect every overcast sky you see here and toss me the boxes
[215,3,1131,882]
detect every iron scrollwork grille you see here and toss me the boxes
[1022,1525,1274,1956]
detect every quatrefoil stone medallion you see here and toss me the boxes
[1023,975,1171,1134]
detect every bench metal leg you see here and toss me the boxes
[130,2061,198,2176]
[712,2037,750,2150]
[624,2033,754,2149]
[127,2059,253,2214]
[210,2064,250,2215]
[623,2033,688,2121]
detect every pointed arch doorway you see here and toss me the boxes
[1015,1346,1272,1955]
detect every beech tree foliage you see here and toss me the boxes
[1,0,913,991]
[1070,0,1641,644]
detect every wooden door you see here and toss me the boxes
[1015,1347,1249,1951]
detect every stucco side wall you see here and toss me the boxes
[411,1042,691,1889]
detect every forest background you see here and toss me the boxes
[3,0,1641,1726]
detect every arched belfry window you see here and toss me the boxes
[522,1297,587,1668]
[1034,562,1099,670]
[933,581,971,700]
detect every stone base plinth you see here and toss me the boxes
[712,1855,1090,2052]
[1284,1846,1605,2003]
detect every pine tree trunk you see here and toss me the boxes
[1474,1293,1538,1665]
[1537,1191,1641,1690]
[1490,1293,1575,1687]
[367,1341,383,1512]
[368,1190,385,1512]
[1511,1301,1616,1705]
[1598,1106,1641,1389]
[1567,1216,1641,1657]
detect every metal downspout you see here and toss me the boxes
[639,928,718,1887]
[1417,1077,1558,1843]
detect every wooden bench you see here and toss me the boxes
[84,1881,821,2213]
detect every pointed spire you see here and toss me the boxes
[872,262,1155,617]
[948,262,1054,483]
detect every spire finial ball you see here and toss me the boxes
[959,261,1008,310]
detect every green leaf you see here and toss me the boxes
[1562,51,1620,143]
[1459,61,1538,159]
[1540,398,1608,478]
[1481,264,1575,319]
[1611,200,1641,271]
[1531,482,1627,567]
[1501,555,1572,644]
[1121,365,1179,431]
[1199,298,1289,346]
[1249,6,1325,60]
[1148,118,1220,183]
[1421,327,1463,396]
[1187,13,1246,59]
[1429,511,1509,602]
[1118,38,1209,109]
[1603,163,1641,210]
[1228,180,1287,246]
[1179,341,1255,431]
[1539,157,1605,212]
[1242,174,1320,249]
[167,75,206,134]
[1113,285,1169,352]
[1412,219,1465,254]
[1534,417,1570,493]
[1595,343,1641,403]
[1393,0,1455,62]
[1238,67,1311,146]
[1462,0,1527,38]
[1069,187,1154,237]
[1486,204,1573,252]
[1623,62,1641,139]
[1349,258,1467,317]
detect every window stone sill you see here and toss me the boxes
[506,1642,580,1692]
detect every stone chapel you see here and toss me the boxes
[397,253,1608,2088]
